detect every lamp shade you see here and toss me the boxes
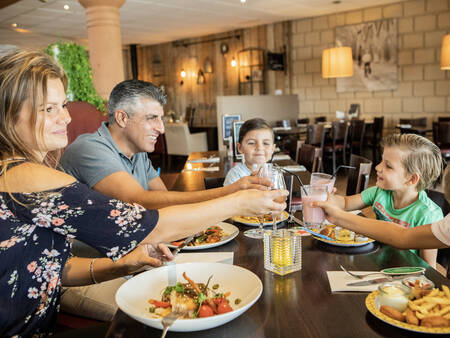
[322,47,354,78]
[441,34,450,70]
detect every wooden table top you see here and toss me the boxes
[106,151,449,338]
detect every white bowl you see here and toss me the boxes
[115,262,263,332]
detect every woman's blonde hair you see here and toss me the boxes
[381,133,443,191]
[0,49,67,168]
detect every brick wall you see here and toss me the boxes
[290,0,450,130]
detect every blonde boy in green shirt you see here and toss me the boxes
[324,134,443,268]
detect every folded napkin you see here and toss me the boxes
[327,271,380,292]
[281,165,306,172]
[398,124,412,128]
[272,126,292,131]
[272,154,292,161]
[188,157,220,163]
[174,252,233,265]
[182,166,219,172]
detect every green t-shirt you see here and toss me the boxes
[361,186,443,255]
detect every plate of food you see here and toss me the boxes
[115,262,263,332]
[232,211,289,227]
[366,283,450,334]
[167,222,239,250]
[312,224,375,247]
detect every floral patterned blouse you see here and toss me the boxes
[0,181,158,337]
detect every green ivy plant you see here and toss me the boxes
[45,42,106,112]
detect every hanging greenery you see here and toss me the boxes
[45,42,106,112]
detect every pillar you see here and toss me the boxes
[79,0,125,99]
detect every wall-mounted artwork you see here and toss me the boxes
[336,19,397,92]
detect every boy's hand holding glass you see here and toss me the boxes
[232,175,273,191]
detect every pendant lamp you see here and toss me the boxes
[322,46,354,78]
[441,34,450,70]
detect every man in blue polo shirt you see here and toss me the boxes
[61,80,266,209]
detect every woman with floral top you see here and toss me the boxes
[0,49,287,337]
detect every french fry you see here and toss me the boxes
[443,285,450,299]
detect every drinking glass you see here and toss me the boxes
[310,173,335,193]
[244,163,273,239]
[271,169,287,231]
[301,185,327,229]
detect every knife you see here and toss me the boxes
[347,275,407,286]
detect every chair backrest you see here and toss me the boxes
[433,121,450,146]
[349,119,366,145]
[297,118,310,125]
[164,122,207,156]
[438,116,450,123]
[204,177,225,189]
[66,101,108,147]
[306,124,325,148]
[296,141,322,173]
[346,154,372,196]
[331,121,349,145]
[153,133,166,155]
[400,117,427,127]
[314,116,327,123]
[185,106,195,127]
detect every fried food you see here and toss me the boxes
[319,226,335,239]
[421,316,450,328]
[380,305,405,322]
[405,308,419,325]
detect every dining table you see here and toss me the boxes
[105,151,450,338]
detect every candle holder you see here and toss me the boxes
[263,230,302,276]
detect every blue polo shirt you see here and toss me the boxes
[61,122,159,190]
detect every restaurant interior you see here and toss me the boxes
[1,0,450,337]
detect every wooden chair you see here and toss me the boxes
[296,118,310,125]
[346,154,372,196]
[323,121,349,174]
[348,119,366,156]
[295,141,322,173]
[306,123,325,149]
[284,174,303,212]
[438,116,450,123]
[314,116,327,123]
[433,121,450,160]
[204,177,225,189]
[399,117,427,127]
[365,116,384,163]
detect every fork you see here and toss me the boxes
[340,265,386,279]
[160,310,183,338]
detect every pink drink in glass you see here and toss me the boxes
[301,185,327,228]
[310,173,335,193]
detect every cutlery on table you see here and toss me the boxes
[340,265,386,279]
[171,234,195,257]
[160,310,183,338]
[340,265,426,280]
[346,275,406,286]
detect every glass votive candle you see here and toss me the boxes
[263,230,302,276]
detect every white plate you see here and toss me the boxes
[167,222,239,250]
[313,235,375,247]
[232,211,289,227]
[115,263,263,332]
[366,291,450,334]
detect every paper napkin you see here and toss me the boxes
[326,271,380,292]
[174,252,234,265]
[281,165,306,172]
[188,157,220,163]
[272,154,292,161]
[182,166,220,172]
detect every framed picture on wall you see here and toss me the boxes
[222,114,241,143]
[232,120,245,160]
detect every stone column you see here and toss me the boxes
[79,0,125,99]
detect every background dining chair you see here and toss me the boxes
[306,123,325,149]
[323,121,349,174]
[284,174,302,212]
[438,116,450,123]
[296,118,310,125]
[295,141,322,173]
[204,177,225,189]
[365,116,384,163]
[433,121,450,160]
[348,119,366,157]
[314,116,327,123]
[346,154,372,196]
[164,122,208,156]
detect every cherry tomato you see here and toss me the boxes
[198,304,214,317]
[148,299,171,308]
[171,241,184,246]
[213,297,225,305]
[217,300,233,314]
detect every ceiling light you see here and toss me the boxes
[63,4,70,10]
[231,57,237,67]
[11,23,17,28]
[241,0,246,3]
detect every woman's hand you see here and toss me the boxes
[231,175,272,191]
[236,189,288,217]
[117,243,174,275]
